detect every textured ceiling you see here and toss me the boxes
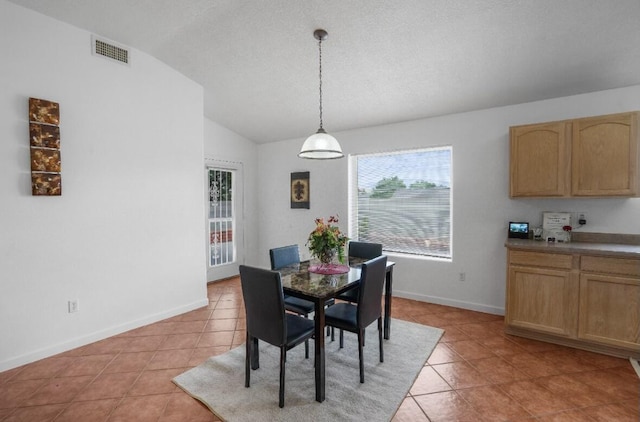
[9,0,640,143]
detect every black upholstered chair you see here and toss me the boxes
[269,245,316,316]
[336,241,383,303]
[269,244,301,271]
[239,265,314,408]
[269,245,335,320]
[324,255,388,383]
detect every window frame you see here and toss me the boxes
[348,146,453,260]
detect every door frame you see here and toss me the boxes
[205,159,244,282]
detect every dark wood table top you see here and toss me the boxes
[278,260,361,299]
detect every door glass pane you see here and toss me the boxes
[209,168,234,266]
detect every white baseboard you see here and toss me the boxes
[0,298,209,372]
[393,289,505,316]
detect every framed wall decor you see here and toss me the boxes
[290,171,310,209]
[29,97,62,196]
[31,174,62,196]
[29,98,60,125]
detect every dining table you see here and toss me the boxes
[278,257,395,403]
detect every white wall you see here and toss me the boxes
[0,1,207,371]
[203,118,259,280]
[4,0,640,372]
[257,85,640,315]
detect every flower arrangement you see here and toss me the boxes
[306,215,349,264]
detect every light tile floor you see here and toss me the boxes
[1,278,638,421]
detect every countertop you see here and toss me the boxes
[505,238,640,259]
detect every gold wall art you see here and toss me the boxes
[30,122,60,149]
[29,98,60,125]
[29,97,61,196]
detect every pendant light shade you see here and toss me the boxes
[299,29,344,160]
[299,128,343,159]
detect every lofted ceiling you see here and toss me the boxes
[8,0,640,143]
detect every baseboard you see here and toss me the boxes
[393,289,505,316]
[0,297,209,372]
[208,275,239,283]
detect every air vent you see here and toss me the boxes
[91,35,130,65]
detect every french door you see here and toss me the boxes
[206,162,243,281]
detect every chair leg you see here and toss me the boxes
[378,317,384,363]
[279,347,286,408]
[251,337,260,369]
[245,333,251,388]
[331,326,335,341]
[358,329,365,383]
[305,339,309,359]
[339,329,344,348]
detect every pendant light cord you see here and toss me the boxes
[299,29,343,159]
[318,36,324,130]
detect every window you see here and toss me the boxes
[349,147,452,259]
[208,168,235,266]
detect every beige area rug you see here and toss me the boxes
[173,319,443,422]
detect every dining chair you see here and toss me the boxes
[269,245,335,323]
[336,241,383,303]
[270,245,316,316]
[239,265,315,408]
[324,255,388,383]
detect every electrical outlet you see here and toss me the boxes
[577,212,587,225]
[459,272,466,282]
[68,299,79,313]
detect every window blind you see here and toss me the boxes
[348,147,452,258]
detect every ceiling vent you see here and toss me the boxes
[91,35,130,65]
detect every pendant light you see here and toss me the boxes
[299,29,344,160]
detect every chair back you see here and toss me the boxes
[357,255,388,327]
[269,245,300,270]
[349,241,383,259]
[239,265,286,347]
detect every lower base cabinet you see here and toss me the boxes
[506,249,640,358]
[578,273,640,351]
[507,265,577,337]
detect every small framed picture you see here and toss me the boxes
[31,173,62,196]
[291,172,310,209]
[30,123,61,149]
[28,97,60,125]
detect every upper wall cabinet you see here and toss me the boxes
[572,113,639,196]
[510,111,640,198]
[510,121,571,197]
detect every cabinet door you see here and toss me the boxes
[572,112,639,196]
[578,274,640,350]
[506,265,578,337]
[510,122,571,197]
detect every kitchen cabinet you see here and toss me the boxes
[572,113,639,196]
[506,250,578,338]
[510,121,571,197]
[509,111,640,198]
[578,256,640,351]
[505,242,640,358]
